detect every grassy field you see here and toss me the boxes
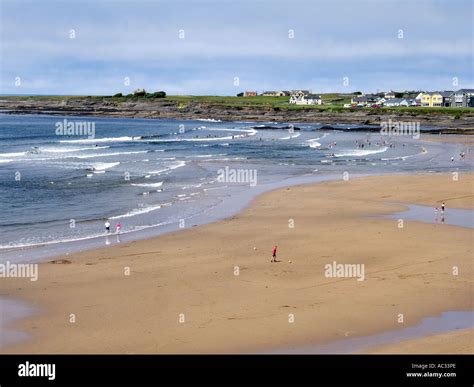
[2,94,473,117]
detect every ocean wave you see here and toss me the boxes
[196,118,222,122]
[280,133,301,140]
[334,147,388,157]
[131,181,164,188]
[41,146,110,153]
[0,159,14,163]
[86,162,120,171]
[202,157,247,162]
[70,150,148,159]
[110,204,162,219]
[307,139,322,148]
[0,152,27,157]
[148,160,186,175]
[145,128,257,143]
[59,136,138,144]
[0,232,113,250]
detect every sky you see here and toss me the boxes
[0,0,472,95]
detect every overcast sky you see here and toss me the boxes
[0,0,472,95]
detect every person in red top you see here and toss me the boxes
[271,246,278,263]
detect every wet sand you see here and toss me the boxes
[366,328,473,354]
[1,173,472,353]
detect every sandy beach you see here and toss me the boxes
[1,173,472,354]
[365,328,473,354]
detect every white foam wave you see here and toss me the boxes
[42,146,110,153]
[71,151,148,159]
[334,147,388,157]
[131,181,164,188]
[87,162,120,171]
[0,152,26,157]
[59,136,137,144]
[148,128,257,143]
[280,133,301,140]
[110,204,162,219]
[307,139,322,148]
[148,160,186,175]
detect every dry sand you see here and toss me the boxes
[1,173,472,354]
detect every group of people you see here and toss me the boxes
[451,152,466,162]
[104,220,121,234]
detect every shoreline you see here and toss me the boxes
[0,172,349,263]
[1,100,474,132]
[268,311,474,354]
[1,172,472,354]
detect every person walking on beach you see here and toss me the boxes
[271,245,278,263]
[105,220,111,233]
[115,222,122,234]
[441,202,446,213]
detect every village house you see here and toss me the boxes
[289,91,322,105]
[262,91,290,97]
[420,91,453,107]
[439,91,453,107]
[244,91,257,97]
[384,98,406,107]
[290,90,310,96]
[451,89,474,107]
[384,91,396,99]
[351,94,378,106]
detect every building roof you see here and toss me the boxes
[306,94,321,98]
[385,98,405,103]
[438,91,453,97]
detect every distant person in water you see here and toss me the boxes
[115,223,122,233]
[271,246,278,262]
[105,220,111,233]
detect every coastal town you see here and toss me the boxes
[240,89,474,108]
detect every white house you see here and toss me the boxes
[384,91,396,99]
[289,92,322,105]
[262,90,290,96]
[384,98,405,107]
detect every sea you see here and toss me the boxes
[0,114,471,263]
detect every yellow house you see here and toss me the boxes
[420,93,431,106]
[420,92,444,107]
[430,93,443,107]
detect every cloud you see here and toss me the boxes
[1,0,472,95]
